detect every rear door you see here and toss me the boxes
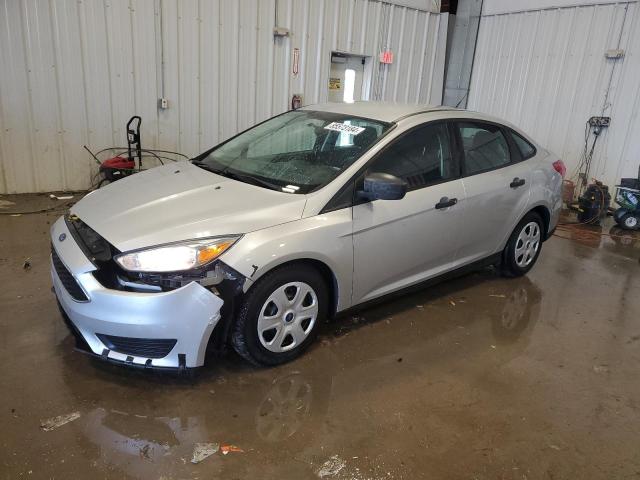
[455,121,532,264]
[352,121,467,305]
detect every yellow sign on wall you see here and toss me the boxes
[329,77,341,90]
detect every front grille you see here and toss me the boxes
[96,334,177,359]
[52,247,89,301]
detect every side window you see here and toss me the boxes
[458,122,511,175]
[369,122,455,190]
[510,130,536,160]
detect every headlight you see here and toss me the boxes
[114,236,241,273]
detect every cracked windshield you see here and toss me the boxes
[193,110,391,193]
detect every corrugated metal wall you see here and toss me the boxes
[468,1,640,189]
[0,0,448,194]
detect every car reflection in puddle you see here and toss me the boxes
[255,372,314,442]
[79,370,316,478]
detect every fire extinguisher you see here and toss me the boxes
[291,94,302,110]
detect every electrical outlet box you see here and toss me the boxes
[273,27,290,37]
[605,49,624,59]
[158,98,169,109]
[588,116,610,128]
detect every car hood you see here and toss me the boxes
[71,161,307,252]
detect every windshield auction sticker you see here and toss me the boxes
[324,122,365,135]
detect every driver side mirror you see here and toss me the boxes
[358,172,407,201]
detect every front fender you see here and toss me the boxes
[219,209,354,312]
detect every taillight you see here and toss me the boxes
[553,160,566,178]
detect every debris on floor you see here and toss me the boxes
[489,294,507,298]
[40,411,81,431]
[139,444,152,459]
[23,258,32,270]
[317,455,346,478]
[191,442,219,463]
[221,444,244,455]
[49,194,74,200]
[593,365,609,374]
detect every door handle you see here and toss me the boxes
[435,197,458,210]
[510,177,526,188]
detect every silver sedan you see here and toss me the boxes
[51,102,564,369]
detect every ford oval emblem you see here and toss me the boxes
[59,233,66,242]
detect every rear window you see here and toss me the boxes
[510,130,536,159]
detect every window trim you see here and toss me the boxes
[453,119,517,178]
[321,119,461,213]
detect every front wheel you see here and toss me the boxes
[231,265,328,366]
[501,212,544,277]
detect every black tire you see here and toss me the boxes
[501,211,544,277]
[619,213,639,230]
[613,208,629,225]
[231,264,328,366]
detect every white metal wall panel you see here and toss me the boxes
[468,1,640,189]
[483,0,629,16]
[0,0,447,194]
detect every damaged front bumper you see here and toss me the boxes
[50,216,225,369]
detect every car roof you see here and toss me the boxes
[299,102,539,145]
[300,101,457,123]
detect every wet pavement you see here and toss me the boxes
[1,195,640,479]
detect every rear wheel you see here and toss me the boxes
[501,212,544,277]
[231,264,327,366]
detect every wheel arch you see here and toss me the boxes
[246,257,341,318]
[529,204,551,238]
[500,204,552,252]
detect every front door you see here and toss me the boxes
[352,121,466,305]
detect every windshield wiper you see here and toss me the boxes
[193,160,285,192]
[191,160,224,174]
[223,171,283,192]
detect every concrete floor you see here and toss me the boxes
[1,194,640,479]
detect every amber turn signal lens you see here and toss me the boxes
[196,241,234,266]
